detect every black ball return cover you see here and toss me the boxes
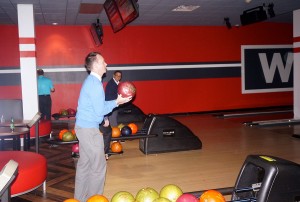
[139,114,202,154]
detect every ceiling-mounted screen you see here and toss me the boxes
[115,0,139,24]
[104,0,139,33]
[104,0,125,33]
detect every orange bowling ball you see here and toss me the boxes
[112,127,121,138]
[59,129,69,140]
[111,142,123,153]
[64,199,80,202]
[127,123,138,134]
[200,190,226,202]
[87,194,109,202]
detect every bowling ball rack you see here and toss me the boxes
[186,187,234,198]
[45,130,157,145]
[187,186,260,202]
[45,129,157,157]
[71,150,124,158]
[52,113,75,120]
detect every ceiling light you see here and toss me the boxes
[172,5,200,12]
[52,23,58,25]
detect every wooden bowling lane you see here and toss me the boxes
[103,113,300,200]
[13,112,300,201]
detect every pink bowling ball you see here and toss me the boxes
[176,194,198,202]
[72,143,79,153]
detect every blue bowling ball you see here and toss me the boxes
[121,126,132,136]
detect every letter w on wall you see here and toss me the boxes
[242,45,293,94]
[259,52,293,83]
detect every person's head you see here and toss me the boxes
[85,52,107,77]
[113,70,122,82]
[37,69,44,76]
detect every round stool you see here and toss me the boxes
[29,120,52,138]
[0,151,47,196]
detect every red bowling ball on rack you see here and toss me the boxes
[177,194,198,202]
[72,143,79,153]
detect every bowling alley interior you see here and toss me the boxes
[1,0,300,202]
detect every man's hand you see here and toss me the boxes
[116,94,132,105]
[103,118,110,127]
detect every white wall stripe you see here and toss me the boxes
[294,42,300,48]
[0,69,21,74]
[0,63,241,74]
[19,44,36,51]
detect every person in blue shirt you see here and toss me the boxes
[37,69,55,120]
[74,52,131,202]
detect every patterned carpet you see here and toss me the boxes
[12,140,77,202]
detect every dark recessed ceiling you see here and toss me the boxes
[79,3,103,14]
[0,0,299,26]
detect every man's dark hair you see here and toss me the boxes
[114,70,122,75]
[37,69,44,76]
[85,52,101,71]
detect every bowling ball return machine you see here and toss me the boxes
[117,103,146,124]
[139,114,202,154]
[231,155,300,202]
[188,155,300,202]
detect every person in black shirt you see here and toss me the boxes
[101,70,122,159]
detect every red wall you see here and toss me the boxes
[0,23,293,115]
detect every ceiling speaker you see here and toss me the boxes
[240,6,267,26]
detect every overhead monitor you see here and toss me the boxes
[104,0,125,33]
[104,0,139,33]
[115,0,139,25]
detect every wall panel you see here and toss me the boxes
[0,23,294,115]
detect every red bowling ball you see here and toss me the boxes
[118,81,136,98]
[67,108,76,115]
[72,143,79,153]
[176,193,198,202]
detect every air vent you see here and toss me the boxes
[172,5,200,12]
